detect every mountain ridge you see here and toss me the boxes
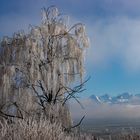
[89,93,140,105]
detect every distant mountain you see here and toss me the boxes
[89,93,140,105]
[116,92,132,99]
[113,92,133,104]
[99,94,112,103]
[90,95,102,104]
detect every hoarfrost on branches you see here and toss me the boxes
[0,6,89,127]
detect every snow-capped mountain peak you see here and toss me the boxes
[116,92,132,99]
[90,95,102,104]
[89,93,140,105]
[99,94,112,103]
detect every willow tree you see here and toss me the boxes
[0,6,89,128]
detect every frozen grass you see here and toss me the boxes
[112,134,140,140]
[1,117,140,140]
[0,117,96,140]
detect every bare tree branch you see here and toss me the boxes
[63,115,85,132]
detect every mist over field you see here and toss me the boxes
[70,99,140,120]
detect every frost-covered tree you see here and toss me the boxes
[0,6,89,128]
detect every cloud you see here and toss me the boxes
[0,16,36,38]
[86,17,140,72]
[70,99,140,119]
[1,1,140,73]
[47,0,140,18]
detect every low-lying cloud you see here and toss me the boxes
[70,99,140,119]
[86,17,140,72]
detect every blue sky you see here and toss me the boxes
[1,0,140,97]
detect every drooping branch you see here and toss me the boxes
[63,115,85,132]
[0,6,89,130]
[0,103,24,120]
[62,77,90,108]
